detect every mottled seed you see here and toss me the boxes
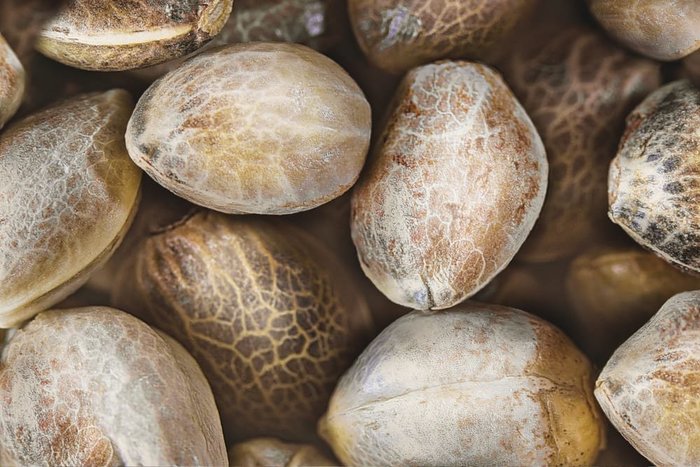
[0,90,141,328]
[0,307,227,465]
[111,211,374,441]
[36,0,233,71]
[348,0,539,73]
[127,42,371,215]
[608,80,700,273]
[595,290,700,465]
[588,0,700,60]
[320,303,604,466]
[0,34,25,128]
[503,26,660,262]
[351,61,547,310]
[131,0,344,83]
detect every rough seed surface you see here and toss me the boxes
[111,211,373,441]
[505,26,661,262]
[351,61,547,310]
[595,291,700,465]
[320,303,604,466]
[225,0,341,50]
[132,0,343,83]
[0,90,142,329]
[0,307,227,466]
[127,42,371,215]
[608,80,700,273]
[348,0,539,73]
[589,0,700,61]
[36,0,233,70]
[0,34,25,129]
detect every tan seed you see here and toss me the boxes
[0,307,227,466]
[36,0,233,71]
[588,0,700,61]
[351,61,547,310]
[228,438,335,467]
[0,34,25,128]
[0,90,141,329]
[567,246,700,363]
[595,290,700,465]
[111,211,374,441]
[126,42,371,215]
[320,303,605,466]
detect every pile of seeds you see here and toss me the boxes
[0,1,698,465]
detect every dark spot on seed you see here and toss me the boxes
[664,181,685,194]
[644,222,667,244]
[646,153,662,162]
[660,156,681,173]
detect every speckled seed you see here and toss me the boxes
[566,246,700,363]
[0,90,142,329]
[595,290,700,465]
[608,80,700,273]
[228,438,335,466]
[504,26,661,262]
[111,211,374,441]
[36,0,233,71]
[351,61,547,310]
[0,34,25,128]
[0,307,227,466]
[127,42,371,215]
[348,0,539,73]
[588,0,700,61]
[319,303,604,466]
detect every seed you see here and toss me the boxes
[566,246,700,363]
[0,307,227,465]
[228,438,335,466]
[595,290,700,465]
[126,42,371,215]
[588,0,700,60]
[35,0,233,71]
[684,50,700,87]
[225,0,343,51]
[131,0,345,83]
[608,80,700,273]
[319,303,605,466]
[351,61,547,310]
[348,0,539,73]
[0,90,141,328]
[503,26,661,262]
[110,211,374,441]
[0,34,25,128]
